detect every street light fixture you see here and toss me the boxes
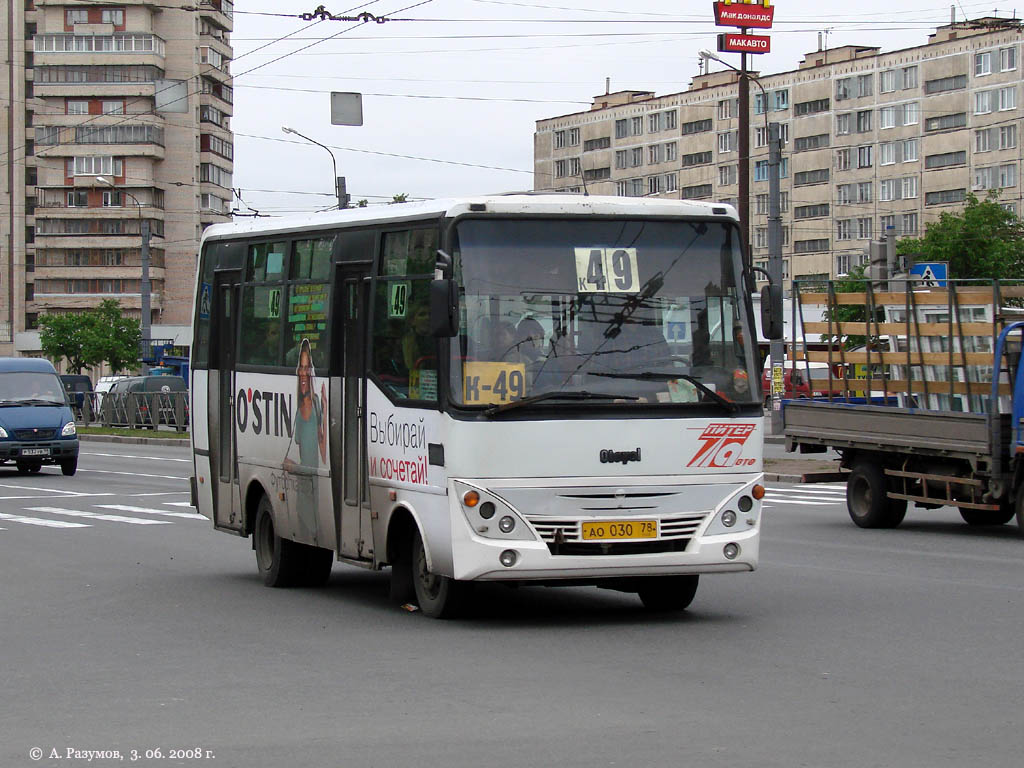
[281,125,347,209]
[97,175,150,374]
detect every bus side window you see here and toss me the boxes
[239,241,287,366]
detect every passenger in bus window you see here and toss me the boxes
[402,303,433,372]
[514,316,545,364]
[283,338,326,540]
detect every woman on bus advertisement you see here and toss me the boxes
[282,338,327,541]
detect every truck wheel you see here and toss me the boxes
[847,463,906,528]
[60,458,78,476]
[254,496,302,588]
[959,507,1015,526]
[637,575,699,612]
[412,528,469,619]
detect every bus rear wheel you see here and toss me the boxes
[254,496,302,588]
[637,575,699,612]
[411,528,469,619]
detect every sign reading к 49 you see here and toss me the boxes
[713,1,775,30]
[717,32,771,54]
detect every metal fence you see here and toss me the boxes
[71,391,190,432]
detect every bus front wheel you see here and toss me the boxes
[411,528,469,619]
[637,575,699,611]
[254,496,302,588]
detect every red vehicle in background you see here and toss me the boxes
[761,359,844,403]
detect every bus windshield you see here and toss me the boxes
[448,217,760,410]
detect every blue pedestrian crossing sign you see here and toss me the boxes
[909,261,948,287]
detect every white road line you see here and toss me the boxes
[77,469,187,480]
[765,494,847,502]
[95,504,205,520]
[0,511,89,528]
[163,501,194,507]
[0,493,117,501]
[0,482,84,495]
[83,451,191,463]
[26,507,172,526]
[129,491,190,497]
[766,485,846,494]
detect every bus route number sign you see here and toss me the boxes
[574,247,639,293]
[463,362,527,405]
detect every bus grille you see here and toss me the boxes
[526,512,708,556]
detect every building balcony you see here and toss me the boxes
[34,81,158,99]
[29,292,164,314]
[198,0,234,31]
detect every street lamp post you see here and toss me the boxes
[97,176,150,374]
[281,125,348,209]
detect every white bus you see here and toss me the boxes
[189,194,772,617]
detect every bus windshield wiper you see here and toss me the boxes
[588,372,738,413]
[483,390,639,416]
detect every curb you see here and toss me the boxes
[79,434,189,447]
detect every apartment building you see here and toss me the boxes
[1,0,234,359]
[534,18,1024,287]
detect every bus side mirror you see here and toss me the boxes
[761,284,783,340]
[430,278,458,337]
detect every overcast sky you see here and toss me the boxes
[230,0,1015,215]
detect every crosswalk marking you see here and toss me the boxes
[26,507,172,526]
[95,504,205,520]
[763,498,844,507]
[765,494,846,503]
[163,501,194,508]
[766,485,846,494]
[0,511,89,528]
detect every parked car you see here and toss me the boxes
[109,375,188,427]
[94,375,130,409]
[60,374,92,410]
[0,358,79,475]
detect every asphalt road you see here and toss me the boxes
[2,442,1022,768]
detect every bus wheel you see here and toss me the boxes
[254,496,301,588]
[411,528,469,619]
[959,506,1015,526]
[637,575,699,612]
[60,458,78,476]
[847,463,906,528]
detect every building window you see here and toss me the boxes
[794,168,829,186]
[630,178,644,196]
[1001,124,1017,149]
[754,92,768,114]
[794,133,829,152]
[880,215,895,234]
[835,147,852,171]
[836,113,851,135]
[857,182,872,203]
[926,188,967,205]
[554,159,566,178]
[795,203,829,219]
[664,142,677,162]
[902,138,918,162]
[903,66,918,89]
[925,113,967,132]
[70,156,122,176]
[614,120,628,139]
[925,151,966,169]
[664,110,677,130]
[901,213,918,235]
[754,227,767,249]
[101,9,125,26]
[857,74,873,97]
[568,128,580,146]
[681,150,712,167]
[718,99,735,120]
[975,90,993,114]
[664,173,677,192]
[857,145,873,168]
[1000,46,1017,72]
[101,100,124,115]
[631,117,643,136]
[66,99,88,115]
[648,144,663,164]
[648,175,663,195]
[924,74,967,94]
[65,9,89,24]
[718,165,737,186]
[880,142,896,165]
[836,219,852,241]
[836,78,851,101]
[794,239,830,254]
[755,194,769,215]
[66,190,88,207]
[880,105,896,129]
[631,147,643,167]
[614,150,628,169]
[554,130,565,149]
[648,113,662,133]
[880,69,897,93]
[857,218,872,239]
[569,158,581,176]
[975,164,1017,189]
[774,90,789,110]
[999,86,1016,111]
[718,131,736,154]
[682,118,712,135]
[102,190,122,207]
[903,102,920,125]
[681,184,713,199]
[975,51,993,76]
[856,110,872,133]
[795,98,830,116]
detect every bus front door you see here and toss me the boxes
[211,274,243,531]
[333,269,372,560]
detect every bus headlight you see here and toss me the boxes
[704,485,761,536]
[453,481,535,542]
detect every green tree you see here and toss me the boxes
[38,312,92,373]
[818,263,878,350]
[390,193,409,204]
[897,191,1024,279]
[38,300,141,375]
